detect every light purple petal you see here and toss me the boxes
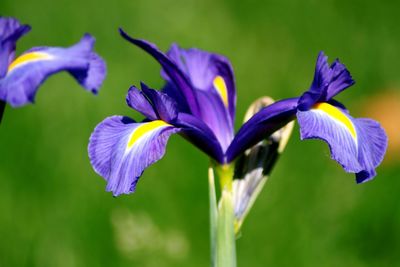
[0,17,31,78]
[0,34,106,107]
[88,116,180,196]
[297,102,387,182]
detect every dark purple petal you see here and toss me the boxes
[119,28,200,117]
[0,17,31,78]
[175,113,224,163]
[88,115,180,196]
[126,85,158,120]
[226,98,299,163]
[0,33,106,107]
[297,102,387,182]
[298,51,355,111]
[325,59,355,100]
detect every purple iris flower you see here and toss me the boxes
[89,29,387,196]
[0,17,106,108]
[228,52,387,183]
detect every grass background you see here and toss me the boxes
[1,0,400,266]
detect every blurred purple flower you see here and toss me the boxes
[0,16,106,108]
[89,29,387,196]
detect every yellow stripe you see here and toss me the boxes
[213,76,229,107]
[8,52,53,73]
[313,102,357,139]
[127,120,171,148]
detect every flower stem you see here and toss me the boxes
[213,164,236,267]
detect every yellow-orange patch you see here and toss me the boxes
[127,120,171,148]
[213,76,229,107]
[313,102,357,139]
[8,52,53,73]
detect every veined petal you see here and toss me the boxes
[0,17,31,78]
[119,28,200,117]
[297,102,387,182]
[226,98,299,163]
[88,116,180,196]
[0,34,106,107]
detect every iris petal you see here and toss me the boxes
[88,116,180,196]
[0,34,106,107]
[164,44,236,150]
[0,17,31,78]
[297,102,387,182]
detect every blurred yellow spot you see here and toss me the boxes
[213,76,229,107]
[8,52,53,73]
[313,102,357,139]
[127,120,171,148]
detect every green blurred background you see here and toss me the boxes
[1,0,400,266]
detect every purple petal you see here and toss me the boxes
[140,82,178,122]
[175,113,224,163]
[119,28,200,117]
[0,17,31,78]
[226,98,299,163]
[126,85,158,120]
[298,51,355,111]
[0,33,106,107]
[88,116,180,196]
[297,102,387,182]
[164,45,236,150]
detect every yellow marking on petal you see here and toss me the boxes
[313,102,357,139]
[213,75,229,107]
[127,120,171,149]
[7,52,53,73]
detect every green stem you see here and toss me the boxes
[209,167,218,267]
[215,164,236,267]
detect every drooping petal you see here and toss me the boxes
[297,102,387,182]
[163,44,236,151]
[88,116,180,196]
[298,51,355,111]
[0,17,31,78]
[119,28,200,117]
[175,113,224,163]
[0,34,106,107]
[226,98,299,163]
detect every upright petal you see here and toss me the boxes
[297,102,387,182]
[0,34,106,107]
[88,116,180,196]
[119,28,200,117]
[0,17,31,78]
[298,52,355,111]
[226,98,299,163]
[164,44,236,150]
